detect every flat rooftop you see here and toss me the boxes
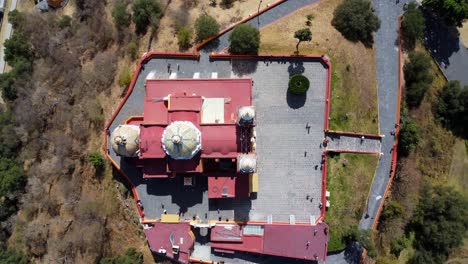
[107,56,327,224]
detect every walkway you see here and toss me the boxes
[358,0,408,230]
[325,133,382,154]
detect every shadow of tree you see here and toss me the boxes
[198,39,220,53]
[422,8,460,67]
[286,90,306,109]
[287,61,305,77]
[232,59,258,77]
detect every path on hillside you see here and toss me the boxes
[358,0,408,230]
[325,133,382,153]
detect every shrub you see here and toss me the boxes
[126,40,139,60]
[332,0,380,45]
[177,26,192,50]
[88,152,104,169]
[118,67,133,88]
[100,248,143,264]
[221,0,235,8]
[132,0,162,34]
[382,200,404,220]
[391,232,414,257]
[401,2,425,49]
[0,158,25,197]
[3,33,31,64]
[0,248,28,264]
[409,184,468,262]
[194,15,220,42]
[228,24,260,54]
[288,74,310,95]
[398,116,420,156]
[58,15,72,29]
[112,1,131,28]
[294,28,312,53]
[342,227,377,258]
[403,51,433,107]
[436,80,468,131]
[8,10,25,30]
[306,14,315,26]
[0,111,21,158]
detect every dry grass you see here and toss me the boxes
[326,153,379,252]
[259,0,379,134]
[459,21,468,48]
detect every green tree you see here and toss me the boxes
[88,152,104,169]
[288,74,310,95]
[342,227,377,258]
[0,248,28,264]
[194,15,220,42]
[100,248,143,264]
[409,185,468,261]
[112,1,131,28]
[382,200,404,220]
[294,28,312,54]
[0,158,25,197]
[423,0,468,26]
[436,80,468,131]
[398,116,420,155]
[132,0,162,34]
[228,24,260,54]
[177,26,192,51]
[332,0,380,46]
[8,10,25,30]
[401,2,425,49]
[3,33,31,64]
[403,51,433,107]
[0,111,20,158]
[58,15,72,29]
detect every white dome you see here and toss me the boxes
[161,121,201,160]
[238,154,257,173]
[238,106,255,125]
[111,125,140,157]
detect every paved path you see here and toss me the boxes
[359,0,408,230]
[325,134,382,153]
[423,9,468,86]
[203,0,320,52]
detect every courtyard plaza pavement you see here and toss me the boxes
[108,54,328,224]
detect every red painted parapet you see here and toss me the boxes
[318,151,328,223]
[322,54,332,131]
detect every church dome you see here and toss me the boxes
[111,125,140,157]
[161,121,201,160]
[238,106,255,125]
[238,154,257,173]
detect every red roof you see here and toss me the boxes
[208,174,250,198]
[201,125,239,158]
[169,95,202,112]
[144,222,195,264]
[139,125,166,159]
[211,224,243,242]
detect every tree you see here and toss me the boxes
[382,200,404,220]
[403,51,433,107]
[8,10,25,30]
[0,111,20,158]
[423,0,468,26]
[132,0,162,34]
[0,158,25,197]
[294,28,312,54]
[288,74,310,95]
[228,24,260,54]
[0,248,28,264]
[100,248,143,264]
[194,15,220,42]
[58,15,72,29]
[88,152,104,169]
[112,1,131,28]
[398,116,420,155]
[342,227,377,258]
[221,0,235,8]
[3,33,31,64]
[436,80,468,131]
[332,0,380,46]
[177,26,192,50]
[401,2,425,49]
[409,185,468,261]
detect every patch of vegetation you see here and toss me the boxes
[88,152,105,170]
[132,0,162,34]
[112,1,131,28]
[177,26,193,51]
[288,74,310,94]
[343,227,377,258]
[118,67,133,88]
[436,80,468,136]
[228,24,260,54]
[404,51,433,107]
[326,153,379,251]
[0,248,28,264]
[294,28,312,54]
[423,0,468,26]
[195,15,220,42]
[100,248,143,264]
[401,2,425,50]
[306,14,315,26]
[58,15,72,29]
[332,0,380,46]
[220,0,235,9]
[398,103,420,156]
[8,10,25,29]
[408,184,468,263]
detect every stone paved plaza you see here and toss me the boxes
[107,54,328,223]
